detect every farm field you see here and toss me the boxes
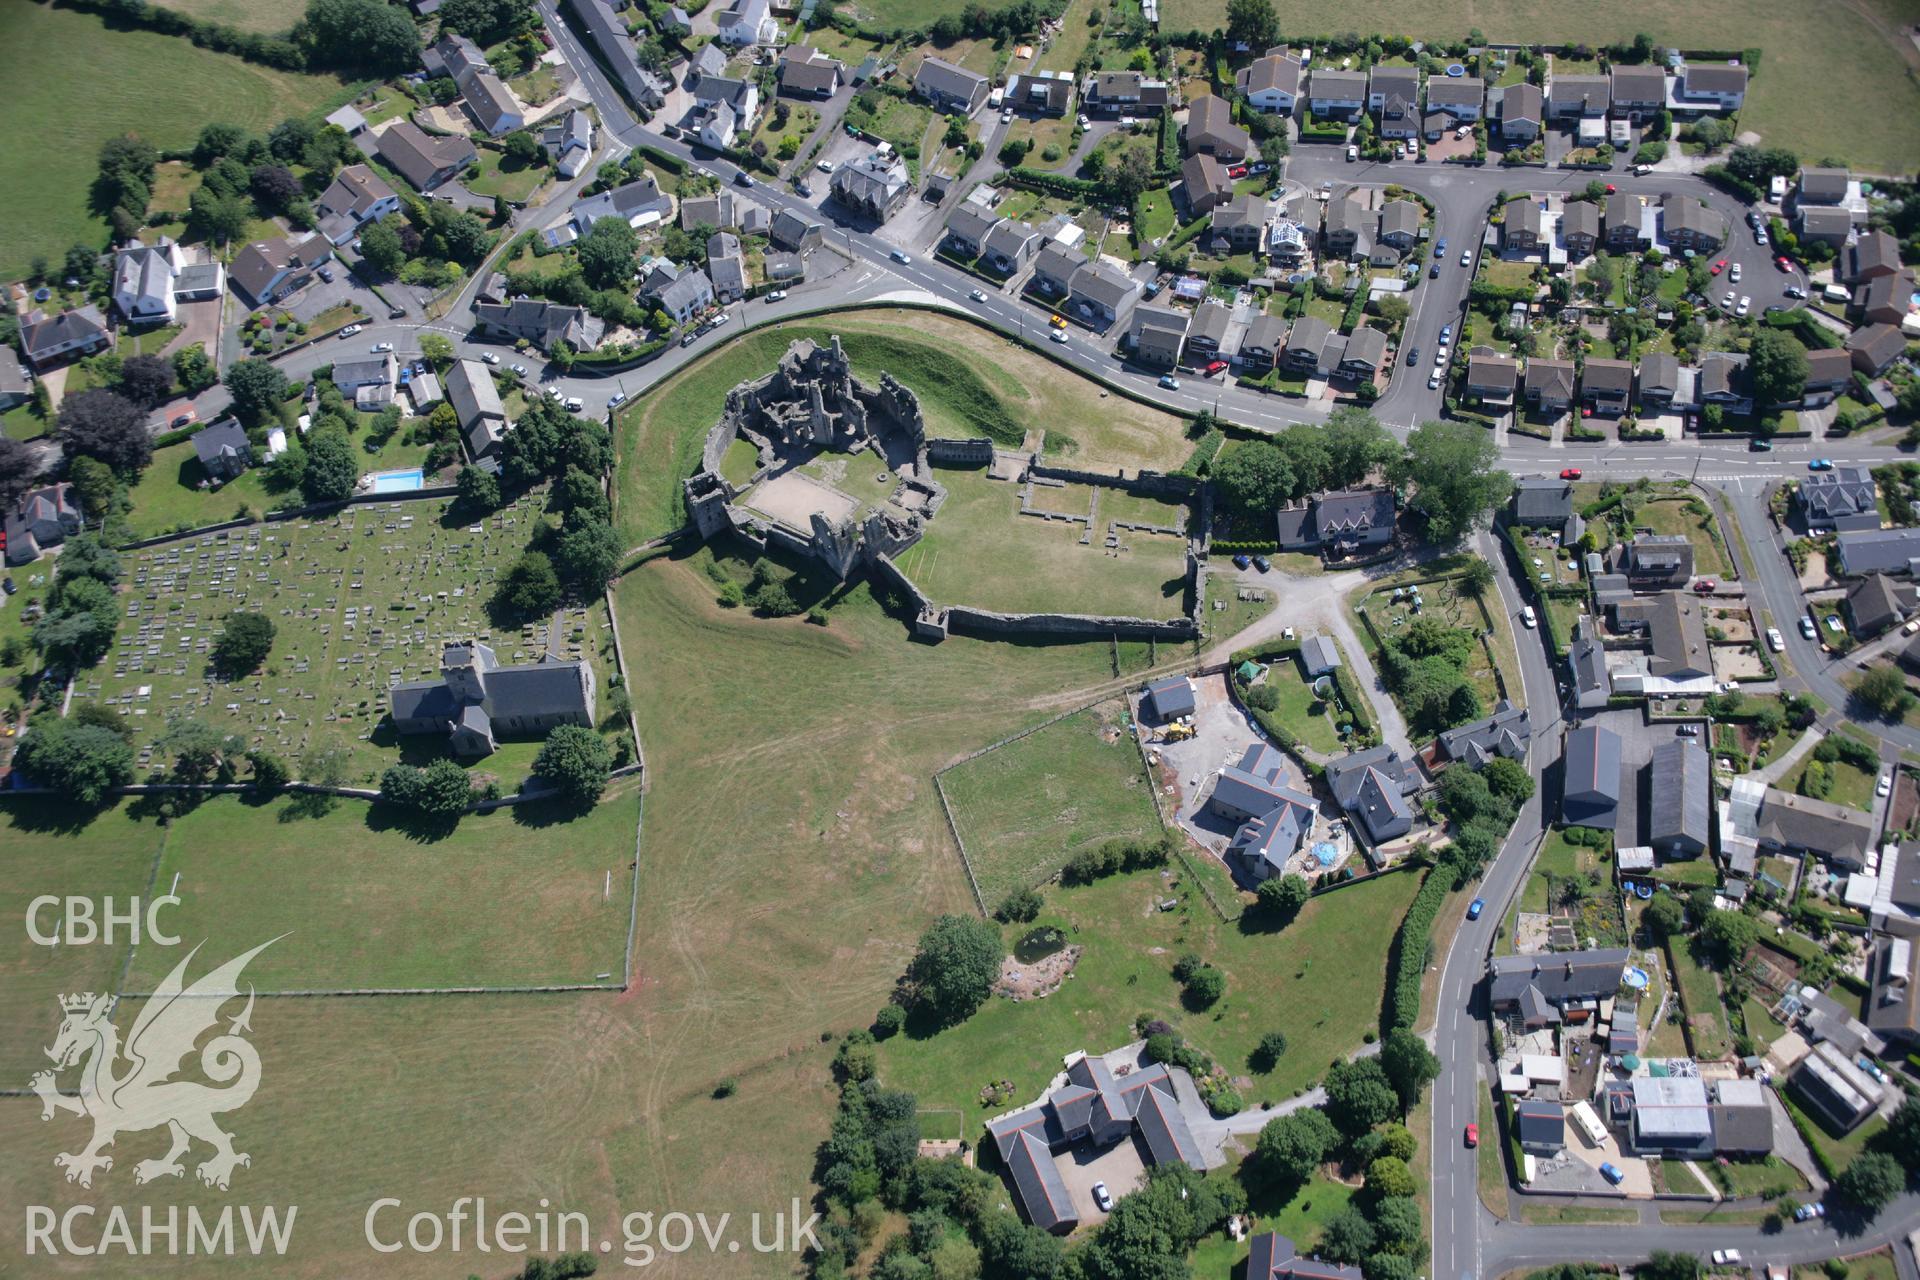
[876,866,1426,1140]
[1155,0,1920,173]
[893,464,1190,617]
[611,310,1192,545]
[120,786,640,993]
[151,0,307,32]
[75,493,625,782]
[0,3,351,278]
[941,697,1163,908]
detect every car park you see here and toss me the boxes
[1158,374,1180,390]
[1467,898,1485,920]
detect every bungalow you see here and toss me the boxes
[1066,259,1141,328]
[1280,316,1333,374]
[1006,70,1075,116]
[229,233,330,306]
[1803,347,1855,406]
[1274,488,1397,557]
[568,174,673,236]
[778,46,843,99]
[641,260,715,325]
[944,204,999,258]
[376,121,478,193]
[1235,49,1302,114]
[707,232,747,304]
[464,72,526,137]
[679,192,740,232]
[1754,787,1876,869]
[1081,70,1170,115]
[1582,358,1634,415]
[1145,674,1195,721]
[1248,1234,1363,1280]
[1603,192,1649,252]
[191,417,253,482]
[1492,82,1542,141]
[324,104,367,136]
[1339,326,1388,378]
[830,151,911,221]
[1848,324,1906,377]
[1322,197,1369,258]
[1855,269,1917,328]
[1837,527,1920,577]
[1465,349,1520,404]
[1516,1100,1568,1154]
[20,305,112,369]
[1300,635,1341,677]
[1842,230,1903,285]
[1563,724,1624,829]
[1547,74,1609,119]
[1501,196,1546,251]
[3,483,83,565]
[1211,195,1268,253]
[1510,477,1575,529]
[1638,353,1682,410]
[1306,69,1367,120]
[1184,94,1250,161]
[1324,744,1419,844]
[472,299,605,352]
[1845,572,1915,638]
[1525,358,1577,414]
[1186,300,1231,359]
[1610,591,1712,681]
[1424,75,1484,128]
[914,56,989,116]
[1437,701,1532,768]
[1797,465,1879,531]
[1129,304,1189,370]
[1561,201,1600,257]
[1180,152,1234,216]
[313,164,401,245]
[1237,313,1288,368]
[1609,65,1667,120]
[714,0,775,45]
[1488,948,1631,1024]
[447,358,508,459]
[1675,62,1748,111]
[980,218,1038,275]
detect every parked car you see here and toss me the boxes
[607,391,625,407]
[1785,285,1807,299]
[563,397,584,412]
[1,577,14,595]
[510,363,528,376]
[1459,250,1470,267]
[1693,579,1716,593]
[1801,616,1817,638]
[1232,554,1252,570]
[1439,323,1453,343]
[816,160,833,173]
[1881,772,1895,798]
[1712,1252,1742,1267]
[1158,374,1180,390]
[1433,349,1447,367]
[1826,614,1845,632]
[317,265,334,283]
[339,324,362,339]
[371,342,393,353]
[1677,724,1700,736]
[1464,1123,1478,1147]
[1729,262,1743,283]
[1251,555,1271,573]
[1736,295,1751,317]
[1204,359,1228,376]
[1346,144,1358,161]
[1560,468,1581,480]
[170,411,196,429]
[1048,313,1067,329]
[1767,627,1785,651]
[1467,898,1485,920]
[1430,261,1441,278]
[766,289,787,302]
[1406,345,1420,367]
[1521,605,1537,629]
[1092,1182,1113,1212]
[1720,290,1736,309]
[1776,255,1793,272]
[1078,114,1092,129]
[1427,373,1441,391]
[1630,163,1652,175]
[480,351,500,365]
[681,332,699,347]
[1600,1162,1624,1185]
[734,171,752,187]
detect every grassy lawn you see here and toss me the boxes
[1658,1159,1713,1194]
[1353,573,1517,726]
[1712,1154,1808,1197]
[1483,258,1539,292]
[123,322,185,357]
[2,401,53,442]
[940,698,1164,909]
[1670,937,1736,1060]
[877,865,1424,1133]
[611,311,1190,545]
[77,490,626,781]
[1632,496,1733,579]
[1136,187,1177,247]
[464,150,550,203]
[0,2,351,279]
[894,464,1190,617]
[1156,0,1920,173]
[1796,1250,1899,1280]
[1786,753,1877,812]
[1253,656,1348,756]
[118,786,640,992]
[122,438,285,537]
[1479,1090,1508,1211]
[146,0,307,31]
[1784,1091,1888,1174]
[1517,1203,1640,1223]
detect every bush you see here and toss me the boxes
[873,1003,906,1039]
[1245,683,1280,712]
[993,886,1044,923]
[1061,834,1171,884]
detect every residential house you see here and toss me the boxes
[191,417,253,482]
[1279,316,1333,374]
[1753,787,1877,869]
[465,72,526,137]
[1209,742,1319,883]
[1006,70,1075,116]
[1547,74,1609,119]
[1610,591,1712,681]
[1609,65,1668,120]
[679,192,739,232]
[1274,489,1397,557]
[1837,527,1920,577]
[1180,152,1233,216]
[1066,259,1141,328]
[1247,1234,1363,1280]
[1803,347,1855,406]
[714,0,775,45]
[1854,269,1916,327]
[1798,205,1853,249]
[1029,242,1083,298]
[472,299,605,352]
[19,305,112,369]
[1849,323,1907,377]
[1569,621,1611,709]
[1377,200,1422,257]
[1323,744,1419,845]
[1845,572,1915,638]
[1582,359,1634,415]
[1368,66,1422,140]
[1465,349,1520,404]
[1488,948,1631,1025]
[1526,358,1577,414]
[1185,94,1250,160]
[694,74,759,136]
[1604,192,1649,251]
[769,208,824,253]
[1563,724,1623,828]
[0,349,28,411]
[1306,69,1367,120]
[571,0,666,108]
[447,359,508,459]
[687,96,741,150]
[1237,313,1289,368]
[376,121,478,192]
[110,238,223,321]
[1797,166,1853,207]
[1648,738,1711,856]
[914,56,989,116]
[707,232,748,303]
[830,151,911,221]
[1501,196,1546,252]
[1511,477,1576,529]
[778,46,843,99]
[1492,82,1542,140]
[764,251,805,283]
[1144,674,1195,721]
[686,42,728,87]
[1236,50,1302,114]
[569,174,673,235]
[1842,230,1903,285]
[1699,351,1749,409]
[1624,534,1693,586]
[979,218,1037,275]
[330,353,397,409]
[1867,936,1920,1049]
[1516,1100,1567,1154]
[1712,1078,1776,1157]
[390,640,596,758]
[1638,353,1682,411]
[943,204,998,259]
[1424,75,1484,130]
[1561,201,1600,257]
[4,484,83,565]
[1322,196,1369,258]
[423,31,489,82]
[642,260,716,325]
[1186,301,1231,360]
[1662,195,1726,252]
[1791,1041,1882,1133]
[1675,62,1748,111]
[313,164,401,246]
[1340,326,1388,379]
[1629,1076,1714,1157]
[1081,70,1170,115]
[1211,194,1268,253]
[228,233,330,306]
[1436,701,1532,768]
[1798,465,1879,532]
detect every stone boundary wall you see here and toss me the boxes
[116,484,464,552]
[944,604,1198,641]
[926,437,993,465]
[1029,461,1201,500]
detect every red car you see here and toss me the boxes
[1228,166,1248,179]
[1709,261,1724,275]
[1604,183,1616,194]
[1464,1123,1478,1148]
[1204,359,1228,377]
[1560,468,1581,480]
[1775,255,1792,272]
[1693,579,1717,593]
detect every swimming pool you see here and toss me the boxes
[1622,966,1650,990]
[370,468,425,494]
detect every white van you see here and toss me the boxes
[1521,605,1538,629]
[1823,283,1852,304]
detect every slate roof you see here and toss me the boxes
[1755,788,1876,864]
[779,45,843,95]
[1499,82,1542,125]
[1848,323,1907,374]
[1342,326,1388,371]
[1561,200,1600,245]
[1847,572,1911,636]
[1662,195,1725,244]
[945,203,999,249]
[1285,315,1332,357]
[1512,477,1575,525]
[1649,738,1711,851]
[1640,353,1682,399]
[1186,94,1249,153]
[316,164,397,221]
[1322,745,1417,840]
[1145,674,1195,719]
[1563,724,1623,828]
[1239,312,1289,357]
[191,417,251,472]
[1527,358,1577,403]
[914,56,987,107]
[1837,527,1920,577]
[20,305,110,362]
[1437,701,1531,767]
[1489,948,1631,1007]
[1549,74,1610,115]
[376,121,476,191]
[1516,1099,1566,1147]
[1682,62,1748,95]
[1236,52,1301,98]
[1799,166,1851,203]
[1610,64,1668,102]
[1583,358,1634,399]
[1799,466,1878,524]
[1426,75,1484,107]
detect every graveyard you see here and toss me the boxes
[77,492,628,782]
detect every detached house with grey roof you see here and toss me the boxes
[1236,49,1302,114]
[191,417,252,482]
[1323,745,1419,845]
[913,56,989,115]
[1209,742,1319,883]
[1180,152,1233,216]
[1675,62,1747,111]
[1184,94,1250,160]
[1510,477,1576,530]
[1306,69,1367,120]
[1843,230,1903,285]
[1583,358,1634,415]
[1081,70,1170,115]
[19,305,112,369]
[1489,949,1631,1025]
[4,483,83,565]
[1066,259,1141,329]
[1563,724,1623,828]
[390,641,596,758]
[1547,74,1610,119]
[1798,465,1880,532]
[830,151,911,221]
[1501,197,1547,252]
[1491,82,1541,140]
[1424,74,1484,132]
[1437,702,1531,769]
[376,120,477,193]
[1128,304,1189,370]
[1526,358,1577,414]
[1007,70,1075,115]
[1274,488,1397,557]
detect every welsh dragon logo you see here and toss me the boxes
[31,938,281,1191]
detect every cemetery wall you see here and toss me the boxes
[117,484,464,553]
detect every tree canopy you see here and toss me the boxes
[905,914,1004,1026]
[210,611,276,679]
[13,720,135,806]
[57,390,152,476]
[533,724,613,807]
[1389,421,1514,541]
[1211,440,1294,513]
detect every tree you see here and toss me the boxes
[0,436,41,508]
[157,714,237,786]
[246,749,290,793]
[438,0,533,43]
[993,886,1043,923]
[300,0,423,72]
[1856,663,1915,719]
[906,914,1004,1025]
[57,390,151,476]
[456,464,502,513]
[1316,1208,1377,1265]
[418,332,453,368]
[1184,965,1226,1007]
[1644,892,1686,939]
[1325,1057,1399,1135]
[503,130,543,166]
[12,720,134,805]
[301,427,358,503]
[188,187,253,243]
[1747,326,1810,410]
[1379,1028,1441,1110]
[1639,1252,1702,1280]
[357,218,407,276]
[211,611,276,679]
[576,216,640,290]
[1390,422,1514,541]
[173,343,217,394]
[1251,1029,1289,1072]
[1365,1155,1416,1199]
[1212,440,1294,513]
[1257,872,1311,920]
[496,550,562,620]
[1482,756,1535,805]
[194,122,248,166]
[1700,908,1760,966]
[117,354,174,406]
[1254,1108,1338,1185]
[1835,1151,1904,1215]
[553,517,622,590]
[1321,407,1397,489]
[250,163,303,212]
[224,358,291,424]
[533,724,613,806]
[1224,0,1279,49]
[415,758,474,815]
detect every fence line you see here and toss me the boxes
[931,772,988,917]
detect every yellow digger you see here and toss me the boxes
[1156,723,1196,744]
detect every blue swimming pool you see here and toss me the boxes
[370,468,425,493]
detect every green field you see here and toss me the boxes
[893,464,1190,617]
[120,787,639,992]
[877,867,1425,1133]
[151,0,308,32]
[0,3,351,279]
[610,310,1192,546]
[941,698,1164,908]
[75,493,625,781]
[1156,0,1920,173]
